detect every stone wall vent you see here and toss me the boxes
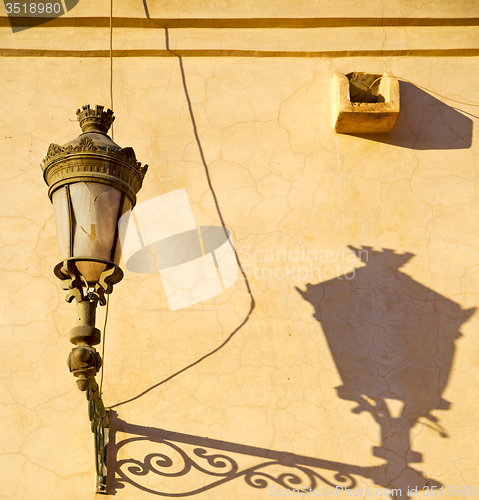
[331,72,400,134]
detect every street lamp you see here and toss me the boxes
[41,104,148,492]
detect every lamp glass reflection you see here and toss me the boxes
[52,181,131,284]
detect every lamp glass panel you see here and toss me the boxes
[52,183,70,260]
[52,182,132,283]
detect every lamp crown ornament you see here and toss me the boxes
[76,104,115,133]
[42,104,148,206]
[347,245,414,269]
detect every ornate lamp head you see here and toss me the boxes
[42,104,147,284]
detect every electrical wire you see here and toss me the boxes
[368,75,479,107]
[80,274,91,295]
[99,294,109,396]
[110,0,114,140]
[98,0,114,397]
[78,269,110,396]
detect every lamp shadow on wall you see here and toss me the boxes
[351,82,473,149]
[105,247,474,498]
[296,246,476,498]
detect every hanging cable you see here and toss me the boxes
[368,75,479,107]
[99,294,109,396]
[110,0,114,140]
[80,274,91,296]
[98,0,114,397]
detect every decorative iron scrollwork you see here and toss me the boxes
[114,437,356,496]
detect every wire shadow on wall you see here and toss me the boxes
[107,247,474,498]
[110,19,255,410]
[352,82,473,149]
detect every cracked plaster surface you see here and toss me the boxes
[1,2,479,498]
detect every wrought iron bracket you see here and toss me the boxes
[87,377,110,494]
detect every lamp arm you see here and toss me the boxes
[87,376,110,494]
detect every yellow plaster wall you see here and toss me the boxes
[1,1,479,498]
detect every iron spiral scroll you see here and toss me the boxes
[115,437,357,496]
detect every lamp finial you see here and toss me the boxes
[76,104,115,134]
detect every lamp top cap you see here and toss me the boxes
[76,104,115,134]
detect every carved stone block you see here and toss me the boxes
[331,72,400,134]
